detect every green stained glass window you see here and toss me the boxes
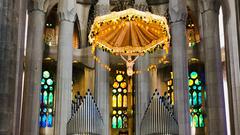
[47,79,53,85]
[193,91,197,106]
[112,116,117,128]
[198,93,202,105]
[41,79,45,84]
[117,116,123,128]
[195,79,201,85]
[43,71,50,78]
[193,115,199,127]
[40,70,55,128]
[44,85,48,89]
[190,71,198,79]
[189,93,192,106]
[49,86,53,91]
[43,91,48,105]
[199,114,204,127]
[49,92,53,106]
[188,71,205,128]
[169,70,205,128]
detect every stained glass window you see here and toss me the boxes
[40,71,55,128]
[186,14,200,47]
[189,71,205,128]
[167,72,174,105]
[112,73,128,129]
[166,70,205,128]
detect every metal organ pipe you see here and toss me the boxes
[67,90,104,135]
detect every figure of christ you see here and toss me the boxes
[120,55,139,76]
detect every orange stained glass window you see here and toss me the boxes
[113,82,119,88]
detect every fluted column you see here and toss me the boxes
[200,0,227,134]
[21,1,48,135]
[222,0,240,134]
[94,1,110,134]
[54,0,76,135]
[169,0,190,134]
[0,0,26,134]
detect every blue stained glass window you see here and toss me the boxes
[43,108,47,113]
[188,71,205,128]
[40,70,55,128]
[47,114,53,127]
[189,93,192,106]
[41,114,47,128]
[198,93,202,105]
[193,91,197,106]
[44,85,48,89]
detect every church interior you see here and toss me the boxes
[0,0,240,135]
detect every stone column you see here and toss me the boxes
[21,1,47,135]
[133,2,151,135]
[134,55,151,135]
[222,0,240,134]
[200,0,227,134]
[76,4,91,48]
[0,0,26,134]
[94,2,110,135]
[54,0,76,135]
[169,0,190,135]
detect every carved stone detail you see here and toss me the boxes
[200,0,220,13]
[169,0,187,23]
[29,0,49,12]
[95,4,110,16]
[58,0,77,22]
[134,3,149,11]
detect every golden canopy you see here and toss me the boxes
[89,8,170,55]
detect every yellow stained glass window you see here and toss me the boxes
[189,79,194,86]
[118,94,122,107]
[112,73,128,129]
[116,74,123,82]
[123,95,127,107]
[168,80,172,85]
[112,95,117,107]
[171,92,174,105]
